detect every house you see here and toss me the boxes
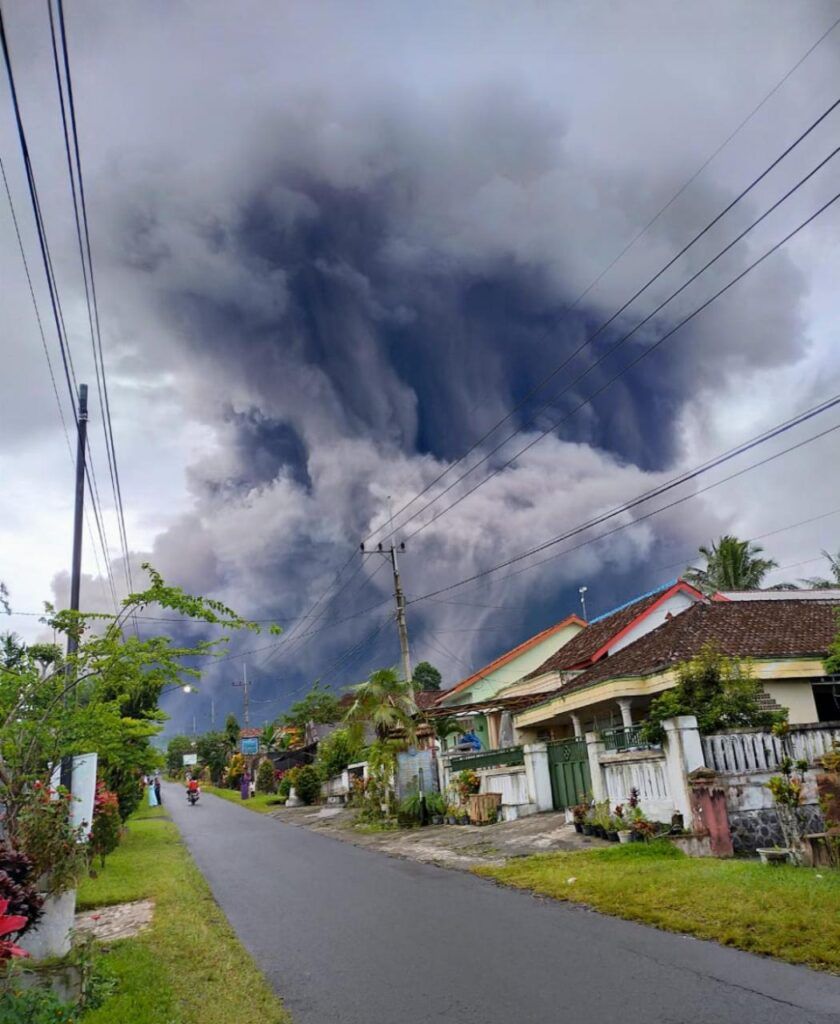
[507,579,709,739]
[431,613,585,750]
[514,598,840,740]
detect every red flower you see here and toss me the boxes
[0,899,30,960]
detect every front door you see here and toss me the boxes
[547,738,591,810]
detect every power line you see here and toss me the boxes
[406,398,840,605]
[367,93,840,545]
[403,144,840,541]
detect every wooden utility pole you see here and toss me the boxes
[233,663,250,726]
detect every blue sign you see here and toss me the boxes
[241,737,259,755]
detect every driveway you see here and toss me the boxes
[164,784,840,1024]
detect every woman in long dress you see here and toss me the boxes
[147,776,159,807]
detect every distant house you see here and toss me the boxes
[514,598,840,739]
[430,614,585,751]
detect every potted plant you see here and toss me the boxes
[425,791,446,826]
[571,802,589,834]
[592,800,611,839]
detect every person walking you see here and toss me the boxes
[154,773,162,806]
[147,776,158,807]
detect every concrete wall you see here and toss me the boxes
[762,681,818,724]
[601,751,673,822]
[438,621,582,707]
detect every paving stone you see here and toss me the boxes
[74,899,154,942]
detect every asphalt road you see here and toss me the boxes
[164,784,840,1024]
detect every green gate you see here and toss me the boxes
[547,738,591,810]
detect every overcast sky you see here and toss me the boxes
[2,1,840,734]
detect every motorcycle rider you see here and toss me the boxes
[186,775,200,803]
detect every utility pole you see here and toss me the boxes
[233,663,250,726]
[61,383,88,790]
[360,540,412,683]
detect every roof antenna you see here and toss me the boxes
[579,586,588,622]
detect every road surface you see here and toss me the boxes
[164,784,840,1023]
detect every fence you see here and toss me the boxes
[601,751,673,821]
[449,745,524,772]
[601,725,658,752]
[701,723,840,774]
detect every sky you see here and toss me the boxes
[2,1,840,735]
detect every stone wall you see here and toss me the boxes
[728,805,824,854]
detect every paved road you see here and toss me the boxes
[165,784,840,1024]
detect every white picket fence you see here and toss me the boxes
[702,724,840,774]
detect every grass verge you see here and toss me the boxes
[202,785,286,813]
[476,840,840,973]
[78,805,291,1023]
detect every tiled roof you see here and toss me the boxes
[239,727,262,738]
[561,599,839,694]
[437,613,585,704]
[525,583,689,679]
[425,692,548,718]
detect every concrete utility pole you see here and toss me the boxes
[360,540,412,683]
[233,663,250,726]
[62,383,88,790]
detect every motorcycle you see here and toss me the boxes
[187,788,200,806]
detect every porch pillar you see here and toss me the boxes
[662,715,704,821]
[523,743,553,812]
[570,713,583,738]
[616,698,633,728]
[584,731,606,802]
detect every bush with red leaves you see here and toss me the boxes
[0,846,43,935]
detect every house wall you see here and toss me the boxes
[438,622,583,708]
[762,681,818,724]
[608,591,698,655]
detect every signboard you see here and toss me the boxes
[241,737,259,755]
[50,752,98,838]
[182,753,198,766]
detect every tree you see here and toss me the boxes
[166,735,195,775]
[344,666,418,744]
[281,682,342,735]
[685,535,778,592]
[260,722,279,752]
[801,549,840,590]
[0,563,268,839]
[315,728,361,781]
[641,643,786,744]
[431,715,463,747]
[412,661,442,691]
[825,611,840,676]
[224,713,241,753]
[196,731,229,783]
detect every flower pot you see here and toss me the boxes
[757,847,793,867]
[617,830,632,844]
[606,830,619,843]
[446,816,456,825]
[594,825,607,839]
[582,823,593,836]
[431,815,443,826]
[573,822,583,834]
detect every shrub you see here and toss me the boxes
[315,729,360,781]
[0,847,42,935]
[227,753,246,790]
[16,783,87,895]
[277,772,292,800]
[89,781,122,869]
[256,760,276,794]
[0,987,76,1023]
[454,770,480,802]
[293,765,321,805]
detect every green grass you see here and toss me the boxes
[202,785,286,813]
[77,806,290,1023]
[476,841,840,972]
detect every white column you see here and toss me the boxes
[662,715,704,820]
[570,713,583,738]
[616,698,633,728]
[523,743,553,812]
[584,731,606,802]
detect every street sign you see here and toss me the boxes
[241,737,259,755]
[182,753,198,766]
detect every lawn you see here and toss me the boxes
[202,785,286,813]
[77,805,291,1023]
[476,841,840,973]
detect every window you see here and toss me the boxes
[812,682,840,723]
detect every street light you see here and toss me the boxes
[579,586,588,622]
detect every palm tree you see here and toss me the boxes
[800,549,840,590]
[343,666,418,744]
[685,535,778,592]
[260,722,280,753]
[430,715,463,751]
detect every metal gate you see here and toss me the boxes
[547,738,591,810]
